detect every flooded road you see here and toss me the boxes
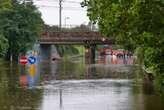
[0,56,163,110]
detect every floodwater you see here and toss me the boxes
[0,55,163,110]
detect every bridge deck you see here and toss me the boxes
[38,32,112,45]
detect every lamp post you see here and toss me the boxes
[64,17,70,28]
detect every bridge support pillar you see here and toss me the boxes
[85,45,96,64]
[40,44,60,62]
[40,44,51,61]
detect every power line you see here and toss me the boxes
[36,5,86,11]
[34,0,81,4]
[64,0,81,4]
[63,7,86,10]
[36,5,59,8]
[34,0,85,10]
[33,0,87,27]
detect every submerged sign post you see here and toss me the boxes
[19,56,28,65]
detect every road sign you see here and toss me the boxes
[28,56,36,64]
[19,56,28,65]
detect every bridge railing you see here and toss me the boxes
[39,32,112,44]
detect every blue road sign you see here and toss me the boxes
[28,56,36,64]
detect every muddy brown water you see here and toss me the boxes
[0,56,163,110]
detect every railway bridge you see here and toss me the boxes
[38,32,112,63]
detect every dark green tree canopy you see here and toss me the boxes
[0,1,44,60]
[82,0,164,47]
[82,0,164,92]
[0,0,12,9]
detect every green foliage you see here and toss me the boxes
[82,0,164,46]
[0,0,12,9]
[0,0,11,58]
[56,45,79,57]
[0,1,43,60]
[144,47,154,68]
[43,24,91,32]
[82,0,164,92]
[0,34,8,57]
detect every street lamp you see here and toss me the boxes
[64,17,70,28]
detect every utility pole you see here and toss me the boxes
[59,0,63,30]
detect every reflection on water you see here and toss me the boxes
[97,55,134,65]
[19,54,40,88]
[0,62,42,110]
[0,55,163,110]
[39,79,164,110]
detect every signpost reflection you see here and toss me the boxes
[19,51,40,88]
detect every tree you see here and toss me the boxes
[0,34,8,57]
[0,1,43,60]
[0,0,12,9]
[82,0,164,92]
[0,0,11,57]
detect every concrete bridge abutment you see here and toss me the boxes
[85,45,96,64]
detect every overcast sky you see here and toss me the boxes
[33,0,89,26]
